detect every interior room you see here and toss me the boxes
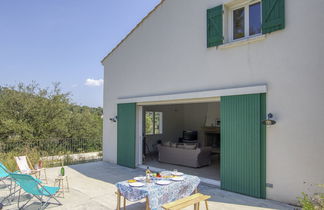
[142,102,221,180]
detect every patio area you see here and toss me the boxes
[1,161,296,210]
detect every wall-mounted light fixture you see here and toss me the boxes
[262,113,276,126]
[109,116,118,123]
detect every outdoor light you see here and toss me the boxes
[109,116,118,123]
[262,113,276,126]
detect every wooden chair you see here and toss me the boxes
[14,156,47,183]
[162,193,211,210]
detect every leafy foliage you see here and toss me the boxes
[0,82,102,143]
[298,186,324,210]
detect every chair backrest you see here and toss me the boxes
[14,156,31,174]
[9,173,41,195]
[0,163,9,179]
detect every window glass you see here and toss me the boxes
[249,2,261,36]
[145,112,153,135]
[233,7,245,40]
[154,112,163,134]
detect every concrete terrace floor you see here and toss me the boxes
[0,161,297,210]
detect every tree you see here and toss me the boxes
[0,82,102,143]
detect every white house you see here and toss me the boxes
[101,0,324,205]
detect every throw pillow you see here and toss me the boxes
[183,143,197,150]
[171,142,177,148]
[162,141,171,147]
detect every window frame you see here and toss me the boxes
[144,111,163,136]
[228,0,262,42]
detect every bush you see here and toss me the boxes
[298,186,324,210]
[0,148,42,172]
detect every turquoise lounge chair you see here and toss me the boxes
[9,173,62,209]
[0,163,9,183]
[0,163,15,204]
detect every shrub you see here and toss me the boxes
[0,148,42,172]
[298,185,324,210]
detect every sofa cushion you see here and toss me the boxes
[162,141,171,147]
[183,143,197,150]
[157,144,211,168]
[170,142,177,148]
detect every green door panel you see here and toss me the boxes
[220,94,266,198]
[117,103,136,168]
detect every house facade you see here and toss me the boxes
[102,0,324,204]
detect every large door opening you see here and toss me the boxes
[141,101,221,181]
[116,92,266,198]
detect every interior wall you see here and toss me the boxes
[183,102,220,145]
[143,104,184,153]
[143,102,220,153]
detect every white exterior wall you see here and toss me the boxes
[102,0,324,204]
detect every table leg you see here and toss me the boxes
[58,179,62,197]
[123,196,126,210]
[66,176,70,192]
[205,201,209,210]
[145,197,150,210]
[62,178,65,198]
[117,191,121,210]
[43,168,48,184]
[194,188,198,210]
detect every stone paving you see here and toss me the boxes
[0,161,297,210]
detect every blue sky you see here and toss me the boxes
[0,0,160,107]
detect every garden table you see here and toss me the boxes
[116,171,200,210]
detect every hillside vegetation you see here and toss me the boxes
[0,82,102,143]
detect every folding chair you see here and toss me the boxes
[15,156,47,183]
[0,163,19,205]
[9,173,62,209]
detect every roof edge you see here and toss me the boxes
[101,0,166,64]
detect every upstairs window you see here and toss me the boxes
[145,111,163,135]
[230,1,261,41]
[207,0,285,48]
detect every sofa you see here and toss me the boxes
[157,144,212,168]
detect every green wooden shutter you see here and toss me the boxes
[117,103,136,168]
[262,0,285,34]
[220,94,266,198]
[207,5,223,47]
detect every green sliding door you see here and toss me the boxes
[117,103,136,168]
[220,94,266,198]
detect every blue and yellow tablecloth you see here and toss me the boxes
[116,171,200,210]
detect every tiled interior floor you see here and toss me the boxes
[144,153,220,180]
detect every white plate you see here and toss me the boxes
[129,182,145,187]
[134,176,145,181]
[171,172,184,176]
[156,180,171,185]
[171,177,184,181]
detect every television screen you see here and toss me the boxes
[183,130,198,141]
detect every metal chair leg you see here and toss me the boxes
[17,189,34,210]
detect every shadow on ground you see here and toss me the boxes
[68,161,296,210]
